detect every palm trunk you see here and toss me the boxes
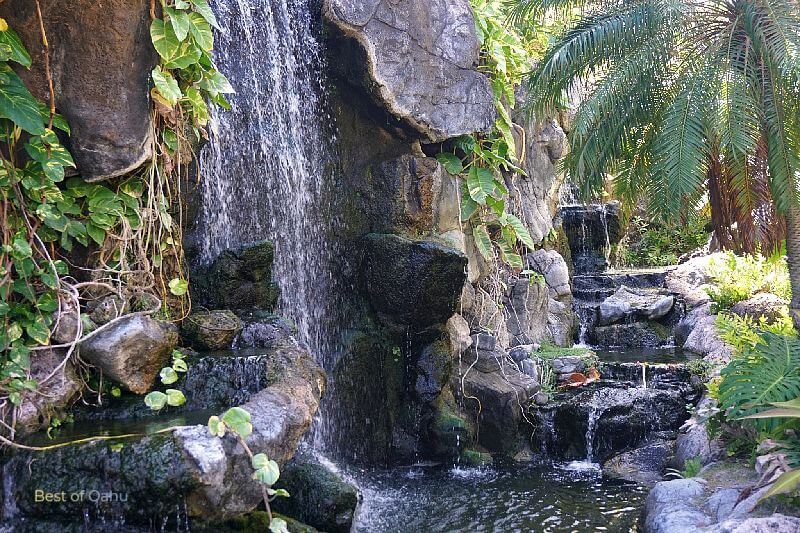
[785,203,800,332]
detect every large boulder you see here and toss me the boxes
[730,292,788,324]
[599,287,676,326]
[272,453,360,533]
[504,275,550,347]
[684,315,734,365]
[79,315,178,394]
[192,241,280,312]
[603,438,675,486]
[363,234,467,327]
[0,0,155,180]
[323,0,495,141]
[665,254,717,309]
[526,249,576,345]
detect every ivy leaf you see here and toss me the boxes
[435,152,463,175]
[504,214,537,250]
[269,517,290,533]
[222,406,253,439]
[145,391,168,410]
[152,67,182,106]
[165,389,186,407]
[151,19,201,69]
[172,358,188,373]
[187,12,213,51]
[191,0,221,30]
[199,70,235,97]
[165,7,191,42]
[86,222,106,246]
[473,224,493,261]
[0,64,45,135]
[26,318,51,345]
[0,26,31,67]
[11,236,32,259]
[169,278,189,296]
[184,87,209,125]
[466,166,494,205]
[252,459,280,486]
[160,366,179,385]
[251,453,269,470]
[208,415,226,437]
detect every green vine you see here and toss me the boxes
[436,0,539,269]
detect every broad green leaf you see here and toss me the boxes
[199,71,235,97]
[169,278,189,296]
[165,389,186,407]
[208,415,226,437]
[466,166,494,205]
[760,469,800,501]
[435,152,464,175]
[504,214,537,250]
[267,488,290,498]
[191,0,221,30]
[86,222,106,246]
[150,19,180,61]
[454,135,476,154]
[165,7,191,42]
[11,236,32,259]
[187,12,213,51]
[269,517,290,533]
[0,64,45,134]
[497,238,523,269]
[172,358,188,373]
[184,87,209,125]
[0,26,31,67]
[164,40,202,70]
[26,318,50,345]
[251,453,269,470]
[473,225,493,261]
[152,67,182,106]
[252,459,280,485]
[145,391,168,410]
[460,191,479,221]
[160,367,179,385]
[222,406,253,438]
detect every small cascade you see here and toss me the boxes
[565,390,603,470]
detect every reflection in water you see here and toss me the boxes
[352,462,646,532]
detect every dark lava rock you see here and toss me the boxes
[558,203,622,274]
[363,234,467,327]
[603,438,675,486]
[0,0,155,181]
[534,385,693,462]
[192,241,280,311]
[272,452,360,533]
[79,315,178,394]
[591,322,672,350]
[182,310,243,351]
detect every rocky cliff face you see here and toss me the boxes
[0,0,155,181]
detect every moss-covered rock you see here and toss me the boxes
[272,453,359,533]
[182,310,243,351]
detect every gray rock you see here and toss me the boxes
[182,310,243,351]
[446,314,473,357]
[79,315,178,394]
[1,0,155,181]
[592,321,672,349]
[505,275,549,346]
[708,514,800,533]
[673,402,725,470]
[599,286,675,326]
[471,332,497,352]
[551,356,585,375]
[509,344,535,364]
[324,0,495,141]
[519,359,539,380]
[508,119,568,243]
[666,254,717,309]
[89,295,129,325]
[527,249,572,300]
[731,292,788,324]
[645,479,711,532]
[559,203,622,274]
[684,315,734,365]
[363,234,467,327]
[675,303,713,346]
[233,316,293,349]
[13,348,82,436]
[603,439,675,486]
[533,391,549,405]
[272,452,360,533]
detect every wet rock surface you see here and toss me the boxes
[79,315,178,394]
[182,310,243,351]
[559,203,622,274]
[363,233,467,327]
[603,438,675,486]
[323,0,495,141]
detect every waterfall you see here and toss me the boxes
[197,0,346,368]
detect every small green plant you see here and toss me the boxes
[716,312,796,355]
[705,252,791,312]
[618,216,710,267]
[682,456,702,478]
[686,359,715,382]
[208,407,289,533]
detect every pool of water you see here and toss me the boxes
[594,347,698,364]
[351,462,647,532]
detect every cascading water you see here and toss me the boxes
[197,0,347,368]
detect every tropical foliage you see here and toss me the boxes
[705,251,791,311]
[511,0,800,257]
[617,215,710,267]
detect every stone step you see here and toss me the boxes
[572,269,673,293]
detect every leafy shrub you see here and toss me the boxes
[706,252,791,312]
[716,312,797,355]
[718,332,800,433]
[682,456,702,478]
[618,216,710,267]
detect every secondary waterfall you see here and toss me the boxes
[197,0,345,368]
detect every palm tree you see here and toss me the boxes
[509,0,800,326]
